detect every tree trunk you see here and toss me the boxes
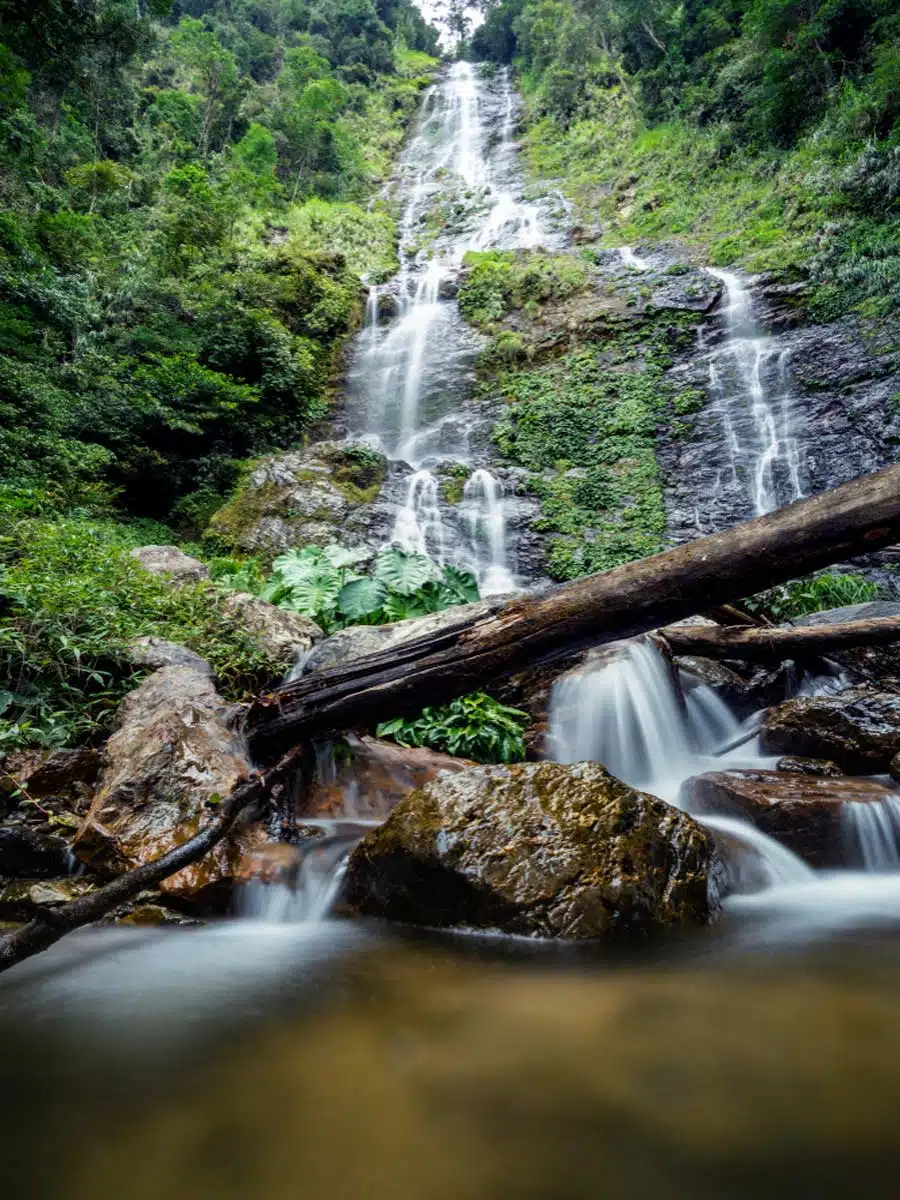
[248,464,900,760]
[660,615,900,662]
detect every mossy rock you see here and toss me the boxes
[344,761,720,939]
[206,442,389,559]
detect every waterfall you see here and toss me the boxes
[619,246,650,269]
[462,468,516,595]
[548,639,753,803]
[364,284,379,348]
[391,469,448,562]
[842,795,900,870]
[344,61,561,587]
[706,269,803,516]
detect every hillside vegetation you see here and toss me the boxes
[473,0,900,317]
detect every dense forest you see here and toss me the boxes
[473,0,900,314]
[0,0,437,524]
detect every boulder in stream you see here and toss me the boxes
[75,666,261,907]
[686,768,898,867]
[761,686,900,773]
[344,761,720,938]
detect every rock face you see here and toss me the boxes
[128,637,212,675]
[76,666,258,906]
[220,592,322,659]
[761,687,900,773]
[344,761,719,938]
[303,595,515,674]
[687,768,897,867]
[304,734,475,821]
[208,441,394,559]
[130,545,210,583]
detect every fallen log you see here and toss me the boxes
[660,615,900,662]
[249,464,900,760]
[0,745,302,975]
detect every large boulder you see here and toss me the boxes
[220,592,322,660]
[303,734,475,821]
[130,545,210,584]
[686,768,897,867]
[344,761,720,938]
[761,686,900,773]
[302,596,513,674]
[207,442,392,559]
[76,666,261,906]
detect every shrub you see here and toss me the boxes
[746,572,882,622]
[377,692,530,763]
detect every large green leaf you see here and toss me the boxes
[337,576,388,620]
[382,590,434,622]
[323,543,369,570]
[272,546,328,589]
[279,567,342,617]
[439,564,479,605]
[374,548,439,596]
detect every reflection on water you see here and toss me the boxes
[4,921,900,1199]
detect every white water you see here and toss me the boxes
[548,636,900,935]
[619,246,651,270]
[345,62,564,589]
[705,269,803,515]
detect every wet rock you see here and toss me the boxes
[344,761,719,938]
[761,687,900,773]
[304,734,475,821]
[76,666,259,907]
[128,637,212,675]
[0,825,73,878]
[0,747,101,806]
[207,441,392,559]
[220,592,323,660]
[776,756,844,777]
[303,596,515,674]
[130,545,210,584]
[792,603,900,690]
[0,877,96,920]
[687,768,896,867]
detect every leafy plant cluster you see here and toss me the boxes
[0,516,291,750]
[0,0,440,527]
[484,316,701,580]
[377,693,530,764]
[745,571,883,623]
[247,543,479,634]
[458,249,590,328]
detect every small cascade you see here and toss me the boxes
[548,638,753,802]
[238,822,372,924]
[461,468,516,595]
[391,468,448,562]
[619,246,650,269]
[705,268,803,516]
[842,795,900,869]
[364,284,379,348]
[699,814,814,887]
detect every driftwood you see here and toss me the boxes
[660,615,900,662]
[249,464,900,759]
[0,746,302,975]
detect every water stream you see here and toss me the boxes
[704,268,804,517]
[344,61,564,591]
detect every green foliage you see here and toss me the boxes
[459,249,590,328]
[746,572,882,622]
[377,692,530,763]
[0,0,439,523]
[255,545,479,634]
[474,0,900,307]
[486,320,694,579]
[0,515,291,750]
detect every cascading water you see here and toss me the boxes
[705,269,804,516]
[344,61,565,591]
[461,468,516,595]
[548,636,900,933]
